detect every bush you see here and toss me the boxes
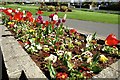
[60,6,68,12]
[38,4,72,12]
[39,6,47,11]
[48,6,55,12]
[56,6,60,11]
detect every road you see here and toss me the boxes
[42,16,119,39]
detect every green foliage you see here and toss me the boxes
[102,46,119,56]
[47,61,56,78]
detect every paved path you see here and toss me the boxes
[43,16,119,39]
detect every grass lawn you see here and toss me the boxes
[1,4,118,24]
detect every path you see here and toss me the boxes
[42,16,119,39]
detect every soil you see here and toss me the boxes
[17,31,120,79]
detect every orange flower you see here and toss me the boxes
[69,29,77,34]
[105,33,120,46]
[56,72,68,80]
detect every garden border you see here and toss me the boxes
[0,25,120,79]
[0,25,47,79]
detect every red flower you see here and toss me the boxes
[55,42,60,46]
[3,8,12,16]
[62,19,66,23]
[105,33,120,46]
[49,14,54,18]
[42,25,45,30]
[9,15,13,20]
[56,72,68,80]
[36,10,43,15]
[69,29,77,34]
[29,17,34,22]
[52,25,54,29]
[25,40,31,45]
[45,21,49,26]
[52,20,56,24]
[35,18,41,23]
[26,11,32,18]
[13,11,23,21]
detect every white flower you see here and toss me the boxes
[1,7,5,9]
[15,9,19,13]
[53,14,58,21]
[86,43,90,47]
[44,45,48,48]
[81,48,84,52]
[65,51,72,60]
[23,10,26,14]
[0,13,2,17]
[63,14,67,20]
[23,15,26,17]
[18,8,21,11]
[81,51,93,57]
[45,54,57,63]
[87,57,92,63]
[8,9,12,13]
[86,34,93,43]
[57,50,64,56]
[24,45,30,49]
[36,44,42,50]
[29,46,38,52]
[14,24,17,28]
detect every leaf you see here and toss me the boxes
[67,61,74,70]
[92,66,102,74]
[92,32,97,39]
[93,52,100,62]
[47,62,56,78]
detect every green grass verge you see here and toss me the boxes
[1,4,118,24]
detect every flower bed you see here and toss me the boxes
[1,8,120,80]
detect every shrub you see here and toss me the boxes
[48,6,55,12]
[55,6,60,11]
[60,6,68,12]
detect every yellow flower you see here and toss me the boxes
[29,29,35,33]
[8,22,14,25]
[99,54,108,63]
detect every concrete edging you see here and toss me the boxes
[1,25,47,79]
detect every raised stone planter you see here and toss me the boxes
[1,25,47,79]
[1,25,120,79]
